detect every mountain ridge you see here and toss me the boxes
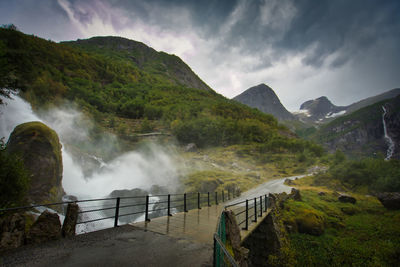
[233,83,295,121]
[62,36,212,92]
[295,88,400,124]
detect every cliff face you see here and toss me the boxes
[7,121,64,204]
[233,84,294,121]
[313,96,400,159]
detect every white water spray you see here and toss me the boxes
[0,95,182,200]
[382,106,395,160]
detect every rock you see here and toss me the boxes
[26,211,61,244]
[0,213,26,251]
[290,188,302,201]
[296,210,325,236]
[338,194,356,204]
[108,188,149,224]
[224,210,248,267]
[242,195,288,266]
[341,206,358,215]
[185,143,197,152]
[318,192,326,196]
[284,179,294,185]
[376,192,400,210]
[62,203,79,237]
[7,121,64,204]
[62,195,78,202]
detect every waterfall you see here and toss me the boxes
[382,106,395,160]
[0,95,182,200]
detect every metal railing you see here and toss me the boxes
[0,190,238,234]
[225,194,270,231]
[213,194,271,267]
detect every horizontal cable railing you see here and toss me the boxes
[0,189,239,234]
[214,194,271,266]
[224,194,270,231]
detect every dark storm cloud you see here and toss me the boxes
[1,0,399,108]
[279,0,400,68]
[79,0,400,70]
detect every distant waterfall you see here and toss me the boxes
[382,106,395,160]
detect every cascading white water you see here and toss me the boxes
[0,94,182,199]
[382,106,395,160]
[1,94,183,233]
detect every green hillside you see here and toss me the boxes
[0,27,324,154]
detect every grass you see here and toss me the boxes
[180,145,323,194]
[281,177,400,266]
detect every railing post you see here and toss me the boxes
[198,192,201,209]
[145,195,150,222]
[260,196,263,217]
[215,192,218,205]
[168,194,172,216]
[184,193,188,212]
[222,191,224,202]
[265,194,268,212]
[243,199,248,230]
[114,197,120,227]
[253,198,257,222]
[208,192,210,207]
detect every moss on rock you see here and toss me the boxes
[7,121,64,204]
[295,209,325,236]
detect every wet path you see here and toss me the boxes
[132,204,223,244]
[132,174,305,244]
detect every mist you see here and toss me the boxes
[0,94,183,200]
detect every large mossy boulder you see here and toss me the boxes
[295,209,325,236]
[7,121,63,204]
[376,192,400,210]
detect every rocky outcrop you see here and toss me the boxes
[284,178,295,186]
[224,210,249,267]
[338,194,357,204]
[242,194,289,267]
[26,211,61,244]
[290,188,302,201]
[0,213,25,251]
[7,121,64,204]
[233,84,294,121]
[62,203,79,237]
[376,192,400,210]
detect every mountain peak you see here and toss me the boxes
[233,84,294,121]
[298,96,345,122]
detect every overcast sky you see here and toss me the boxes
[1,0,399,110]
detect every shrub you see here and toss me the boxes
[0,141,30,208]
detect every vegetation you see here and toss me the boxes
[313,154,400,193]
[0,140,30,208]
[0,27,324,156]
[278,179,400,266]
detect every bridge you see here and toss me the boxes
[0,176,300,266]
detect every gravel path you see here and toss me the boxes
[0,225,212,267]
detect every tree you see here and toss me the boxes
[0,140,30,208]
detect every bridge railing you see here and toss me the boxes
[213,194,271,267]
[0,190,237,234]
